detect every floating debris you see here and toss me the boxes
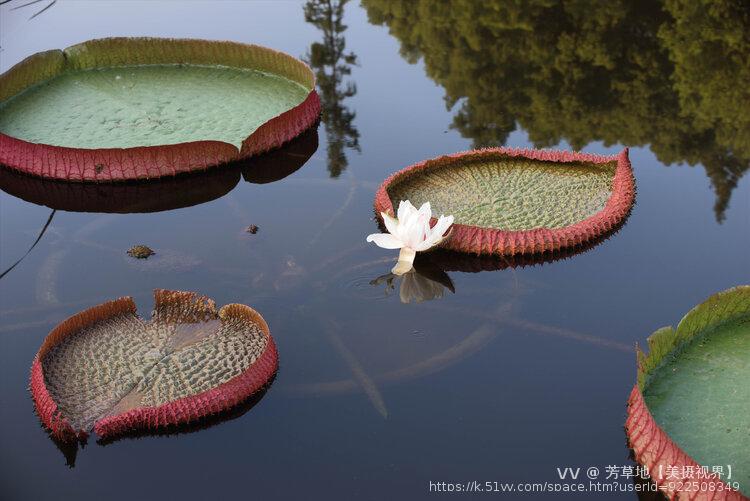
[126,245,155,259]
[125,249,201,273]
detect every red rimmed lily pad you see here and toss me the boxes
[0,124,319,213]
[0,37,320,181]
[30,289,278,442]
[374,148,635,256]
[625,286,750,500]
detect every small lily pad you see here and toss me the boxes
[626,286,750,499]
[0,37,321,181]
[30,290,278,441]
[374,148,635,255]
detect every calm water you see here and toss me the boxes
[1,1,748,500]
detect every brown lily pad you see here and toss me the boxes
[30,290,278,442]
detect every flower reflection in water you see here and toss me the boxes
[370,258,455,304]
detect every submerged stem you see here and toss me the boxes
[0,209,56,280]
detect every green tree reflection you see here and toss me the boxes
[304,0,361,178]
[363,0,749,221]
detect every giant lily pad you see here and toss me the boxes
[626,286,750,499]
[30,290,278,442]
[374,148,634,255]
[0,37,320,181]
[0,163,240,213]
[0,125,318,213]
[241,124,319,184]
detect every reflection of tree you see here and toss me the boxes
[363,0,750,221]
[304,0,360,178]
[2,0,57,20]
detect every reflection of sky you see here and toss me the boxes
[0,1,748,499]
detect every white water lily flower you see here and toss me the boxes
[366,200,454,275]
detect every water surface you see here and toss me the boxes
[1,1,748,500]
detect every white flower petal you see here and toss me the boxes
[413,240,434,252]
[366,233,404,249]
[414,215,454,251]
[411,202,435,247]
[402,215,419,239]
[381,212,399,237]
[401,217,421,249]
[417,201,432,218]
[369,199,453,256]
[431,214,454,239]
[414,230,440,251]
[397,200,415,223]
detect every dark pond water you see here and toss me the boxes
[1,1,748,500]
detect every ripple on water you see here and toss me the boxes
[341,275,396,301]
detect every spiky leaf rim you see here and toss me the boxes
[411,209,628,274]
[373,147,635,256]
[0,37,321,182]
[30,289,279,442]
[625,286,750,500]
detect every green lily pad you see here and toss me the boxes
[627,286,750,498]
[389,156,615,230]
[374,148,635,255]
[0,38,320,181]
[0,64,307,150]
